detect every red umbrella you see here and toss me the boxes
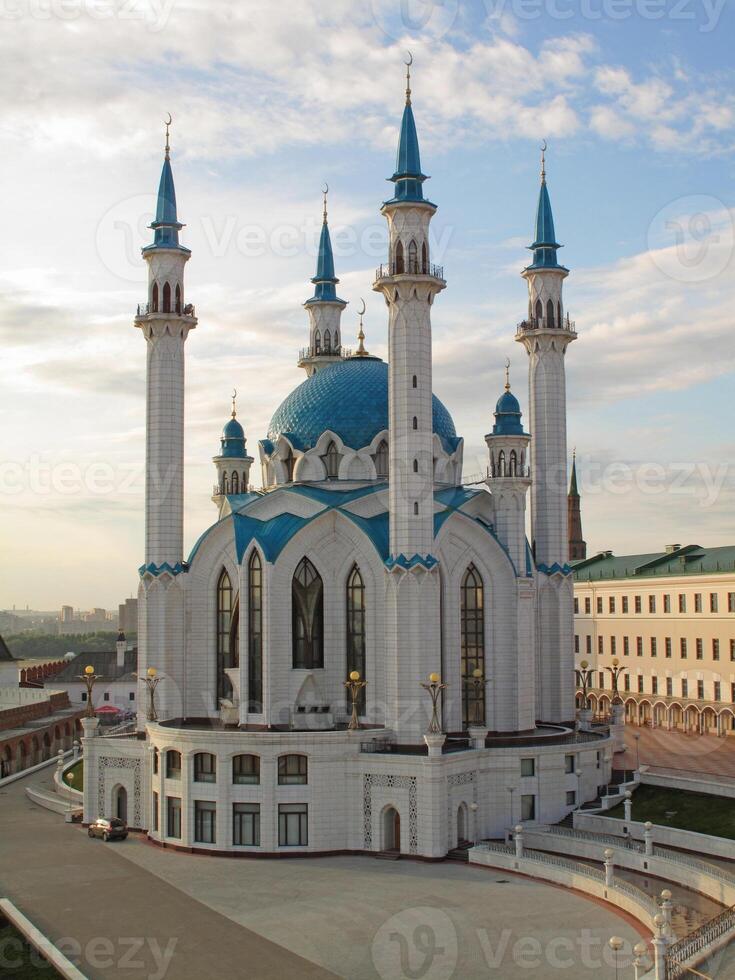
[95,705,121,714]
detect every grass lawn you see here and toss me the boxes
[62,759,83,792]
[0,919,59,978]
[607,784,735,840]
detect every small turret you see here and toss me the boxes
[299,187,348,376]
[212,391,254,503]
[116,631,126,669]
[485,364,531,574]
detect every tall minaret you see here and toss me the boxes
[373,56,445,559]
[298,189,347,377]
[516,145,577,724]
[567,452,587,561]
[374,59,445,745]
[134,120,196,569]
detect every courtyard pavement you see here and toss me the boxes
[0,770,647,979]
[617,725,735,783]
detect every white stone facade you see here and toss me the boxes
[84,95,611,857]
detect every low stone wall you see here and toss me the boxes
[0,898,87,980]
[25,785,82,816]
[469,842,658,930]
[521,828,735,907]
[640,769,735,800]
[573,811,735,863]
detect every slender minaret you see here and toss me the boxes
[516,145,577,724]
[134,118,197,569]
[567,452,587,561]
[374,59,445,744]
[373,56,445,559]
[298,188,347,377]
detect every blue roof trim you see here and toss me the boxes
[284,483,384,506]
[537,562,572,577]
[139,560,188,578]
[385,553,439,571]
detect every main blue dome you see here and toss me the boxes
[267,358,458,453]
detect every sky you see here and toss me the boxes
[1,0,734,610]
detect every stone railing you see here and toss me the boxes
[574,810,735,863]
[665,905,735,980]
[470,841,659,927]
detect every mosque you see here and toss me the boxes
[82,63,612,857]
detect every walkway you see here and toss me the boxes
[616,725,735,783]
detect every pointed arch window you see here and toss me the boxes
[535,299,543,324]
[461,564,486,728]
[497,450,505,476]
[346,565,366,714]
[151,282,159,313]
[557,301,562,326]
[248,551,263,712]
[292,558,323,668]
[231,472,239,494]
[175,283,181,314]
[314,330,321,355]
[217,569,239,703]
[334,330,340,350]
[322,440,341,479]
[408,239,418,274]
[421,241,428,274]
[394,240,404,274]
[412,416,418,430]
[324,329,332,353]
[162,281,171,313]
[373,439,388,479]
[546,299,555,328]
[284,448,295,482]
[509,450,517,476]
[412,375,417,388]
[413,459,419,473]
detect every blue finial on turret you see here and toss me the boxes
[144,114,189,254]
[526,142,566,271]
[306,185,345,304]
[492,363,527,436]
[220,390,247,458]
[385,53,431,205]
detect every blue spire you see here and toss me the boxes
[219,393,247,458]
[385,58,431,205]
[306,189,345,305]
[144,118,188,253]
[526,145,566,271]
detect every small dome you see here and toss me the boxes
[492,386,526,436]
[267,358,458,453]
[219,415,247,458]
[223,417,244,440]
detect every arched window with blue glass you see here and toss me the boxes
[292,558,323,669]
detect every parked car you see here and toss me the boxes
[87,818,128,841]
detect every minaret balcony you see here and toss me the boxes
[135,302,196,319]
[516,314,576,336]
[298,345,351,361]
[374,261,445,283]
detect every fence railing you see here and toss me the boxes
[665,905,735,979]
[516,314,576,334]
[374,262,445,280]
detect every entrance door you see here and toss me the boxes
[116,786,128,823]
[383,806,400,851]
[457,804,467,845]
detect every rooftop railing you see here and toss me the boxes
[516,314,576,334]
[136,302,196,317]
[298,345,351,361]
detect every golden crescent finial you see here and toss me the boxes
[404,51,412,105]
[164,113,172,159]
[231,388,237,417]
[322,183,328,224]
[540,140,547,183]
[356,299,369,356]
[504,357,511,391]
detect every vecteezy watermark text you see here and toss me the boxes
[483,0,726,32]
[0,0,175,31]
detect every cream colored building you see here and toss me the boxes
[573,544,735,736]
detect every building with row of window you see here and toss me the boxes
[573,544,735,736]
[82,65,612,857]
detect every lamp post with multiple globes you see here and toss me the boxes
[343,670,367,731]
[421,673,447,734]
[78,665,100,718]
[143,667,163,722]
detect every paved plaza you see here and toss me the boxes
[618,726,735,783]
[0,770,645,979]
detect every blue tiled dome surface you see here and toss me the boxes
[267,358,458,452]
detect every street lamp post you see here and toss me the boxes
[633,731,641,771]
[78,665,101,718]
[143,667,163,722]
[344,670,367,731]
[421,673,447,734]
[606,657,627,705]
[575,659,594,709]
[470,667,484,725]
[608,936,624,980]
